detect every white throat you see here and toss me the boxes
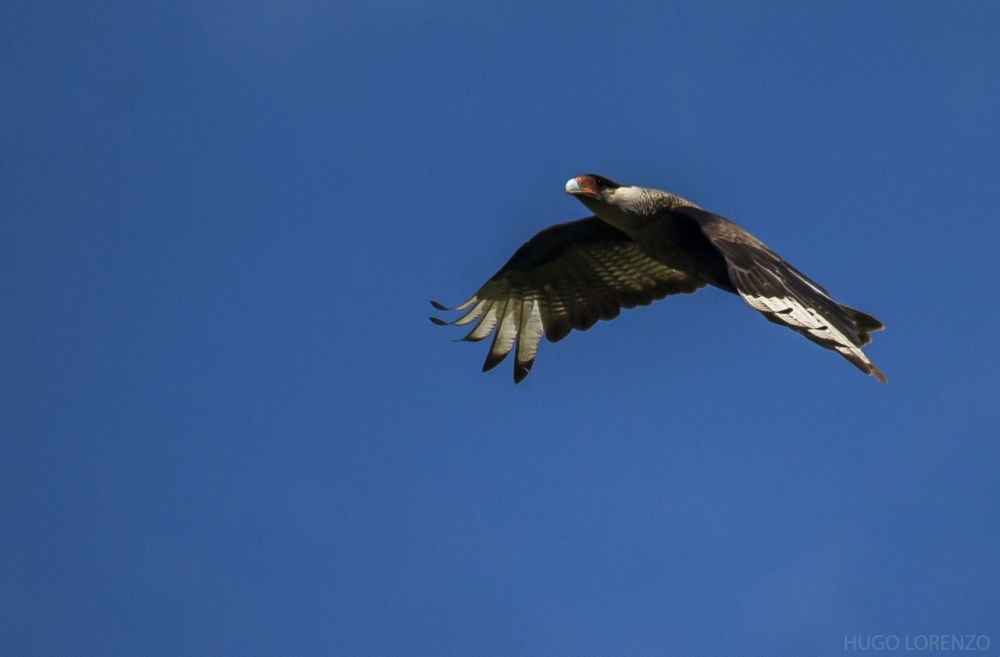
[593,186,648,231]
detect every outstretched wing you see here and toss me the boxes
[674,206,887,383]
[432,216,705,383]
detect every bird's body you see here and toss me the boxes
[432,174,886,384]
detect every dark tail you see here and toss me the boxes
[841,304,884,346]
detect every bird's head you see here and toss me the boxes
[565,174,659,231]
[564,174,622,202]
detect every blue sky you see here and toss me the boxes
[2,2,999,655]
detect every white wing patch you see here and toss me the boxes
[740,290,878,372]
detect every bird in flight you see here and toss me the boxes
[431,174,886,384]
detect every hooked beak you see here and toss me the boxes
[565,175,598,197]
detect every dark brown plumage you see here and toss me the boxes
[432,174,885,384]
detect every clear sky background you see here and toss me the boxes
[2,2,999,655]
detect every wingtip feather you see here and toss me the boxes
[513,359,534,384]
[482,350,509,373]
